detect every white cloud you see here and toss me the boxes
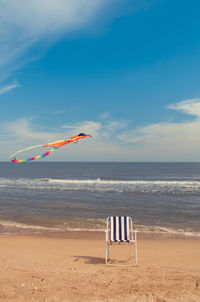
[0,81,19,94]
[4,117,68,143]
[0,0,108,42]
[2,98,200,161]
[99,111,111,119]
[0,0,163,83]
[0,0,115,81]
[117,98,200,161]
[0,0,161,83]
[168,98,200,117]
[61,121,102,137]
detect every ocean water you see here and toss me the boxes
[0,162,200,235]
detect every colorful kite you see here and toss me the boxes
[9,133,91,163]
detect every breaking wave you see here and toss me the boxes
[1,177,200,194]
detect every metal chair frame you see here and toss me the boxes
[105,216,138,266]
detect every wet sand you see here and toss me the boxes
[0,232,200,301]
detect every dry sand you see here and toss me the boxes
[0,232,200,302]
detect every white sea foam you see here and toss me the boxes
[0,220,62,231]
[0,219,200,237]
[47,178,200,186]
[1,177,200,193]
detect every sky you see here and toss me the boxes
[1,0,200,162]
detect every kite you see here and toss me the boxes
[9,133,91,163]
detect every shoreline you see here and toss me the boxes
[1,229,200,240]
[1,223,200,240]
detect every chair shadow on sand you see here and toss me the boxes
[72,256,105,265]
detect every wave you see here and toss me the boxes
[0,219,200,237]
[1,177,200,193]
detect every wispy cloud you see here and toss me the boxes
[0,0,116,81]
[4,118,61,143]
[61,121,102,137]
[2,98,200,161]
[0,81,19,94]
[99,111,111,119]
[0,0,161,82]
[168,98,200,117]
[116,98,200,161]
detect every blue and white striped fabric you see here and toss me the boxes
[109,216,130,242]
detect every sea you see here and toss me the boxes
[0,162,199,236]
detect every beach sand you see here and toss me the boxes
[0,232,200,302]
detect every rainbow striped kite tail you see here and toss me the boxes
[11,157,18,163]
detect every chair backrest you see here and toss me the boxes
[107,216,132,242]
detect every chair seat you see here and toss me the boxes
[105,216,138,266]
[109,239,130,243]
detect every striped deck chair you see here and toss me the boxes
[105,216,138,266]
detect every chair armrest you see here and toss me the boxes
[130,230,137,242]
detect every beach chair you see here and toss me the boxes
[105,216,138,266]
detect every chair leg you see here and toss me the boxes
[128,243,132,260]
[128,242,138,265]
[105,242,109,265]
[135,241,138,265]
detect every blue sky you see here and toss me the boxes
[1,0,200,161]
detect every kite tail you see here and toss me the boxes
[10,133,91,163]
[11,148,57,163]
[8,144,44,160]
